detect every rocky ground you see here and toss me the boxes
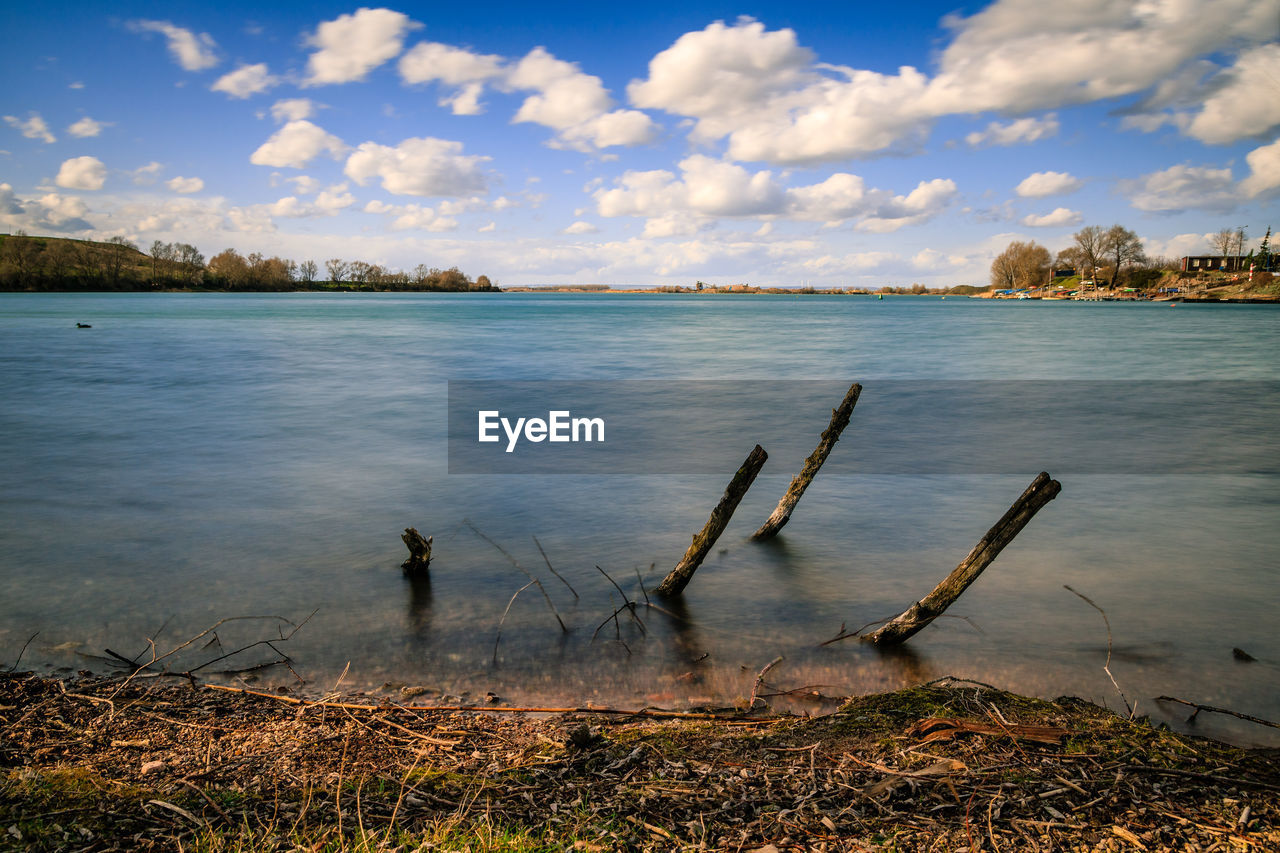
[3,673,1278,851]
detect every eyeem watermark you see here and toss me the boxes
[478,410,605,453]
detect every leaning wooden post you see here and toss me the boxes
[865,471,1061,646]
[401,528,433,576]
[753,382,862,539]
[655,444,768,597]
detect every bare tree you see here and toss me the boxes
[1211,228,1235,258]
[298,259,318,283]
[1071,225,1105,281]
[1101,225,1146,287]
[325,258,348,284]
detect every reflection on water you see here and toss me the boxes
[1,293,1278,746]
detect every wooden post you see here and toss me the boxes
[865,472,1061,645]
[655,444,768,597]
[401,527,433,575]
[753,382,862,539]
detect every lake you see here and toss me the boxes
[2,292,1277,745]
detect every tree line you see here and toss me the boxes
[991,223,1275,292]
[0,232,498,292]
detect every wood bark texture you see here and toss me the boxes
[401,527,433,576]
[865,471,1061,645]
[753,382,862,539]
[655,444,768,597]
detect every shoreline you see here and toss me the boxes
[4,672,1277,851]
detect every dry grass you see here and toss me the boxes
[3,673,1277,851]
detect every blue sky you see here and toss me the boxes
[3,0,1279,287]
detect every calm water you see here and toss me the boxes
[2,292,1278,745]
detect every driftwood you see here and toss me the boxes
[400,527,433,575]
[864,471,1061,645]
[655,444,768,597]
[753,382,862,539]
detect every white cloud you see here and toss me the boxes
[856,179,959,233]
[304,8,419,85]
[965,115,1059,147]
[286,174,322,195]
[250,120,347,168]
[344,136,489,197]
[595,155,956,232]
[1123,163,1238,212]
[1014,170,1083,198]
[0,183,93,232]
[627,3,1280,165]
[266,185,355,218]
[1186,45,1280,144]
[504,47,658,151]
[1241,137,1280,197]
[67,117,107,138]
[399,42,504,114]
[4,113,56,144]
[1143,232,1212,259]
[212,63,278,98]
[363,200,457,231]
[55,156,107,190]
[1022,207,1081,227]
[270,99,316,123]
[478,221,496,233]
[132,162,164,184]
[630,19,929,164]
[166,176,204,194]
[132,20,218,71]
[563,220,598,235]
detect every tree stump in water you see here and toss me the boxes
[753,382,861,539]
[655,444,768,597]
[401,528,433,576]
[865,471,1061,645]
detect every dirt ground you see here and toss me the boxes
[3,672,1278,851]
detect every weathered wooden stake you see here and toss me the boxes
[655,444,768,597]
[753,382,862,539]
[401,527,433,575]
[865,471,1061,645]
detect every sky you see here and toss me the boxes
[2,0,1279,288]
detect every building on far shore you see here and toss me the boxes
[1181,256,1246,272]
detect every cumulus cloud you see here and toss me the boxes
[1122,163,1238,212]
[55,156,107,190]
[4,113,56,143]
[67,117,107,138]
[304,8,419,85]
[594,155,955,233]
[399,42,504,115]
[0,184,93,232]
[132,20,218,71]
[266,185,355,218]
[250,120,347,168]
[630,19,928,163]
[1022,207,1081,227]
[1240,138,1280,197]
[562,220,599,235]
[344,136,490,196]
[212,63,278,98]
[363,199,458,230]
[965,115,1059,147]
[1015,170,1083,198]
[270,99,316,123]
[626,3,1280,165]
[166,176,204,194]
[506,47,659,151]
[1186,45,1280,144]
[132,162,164,184]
